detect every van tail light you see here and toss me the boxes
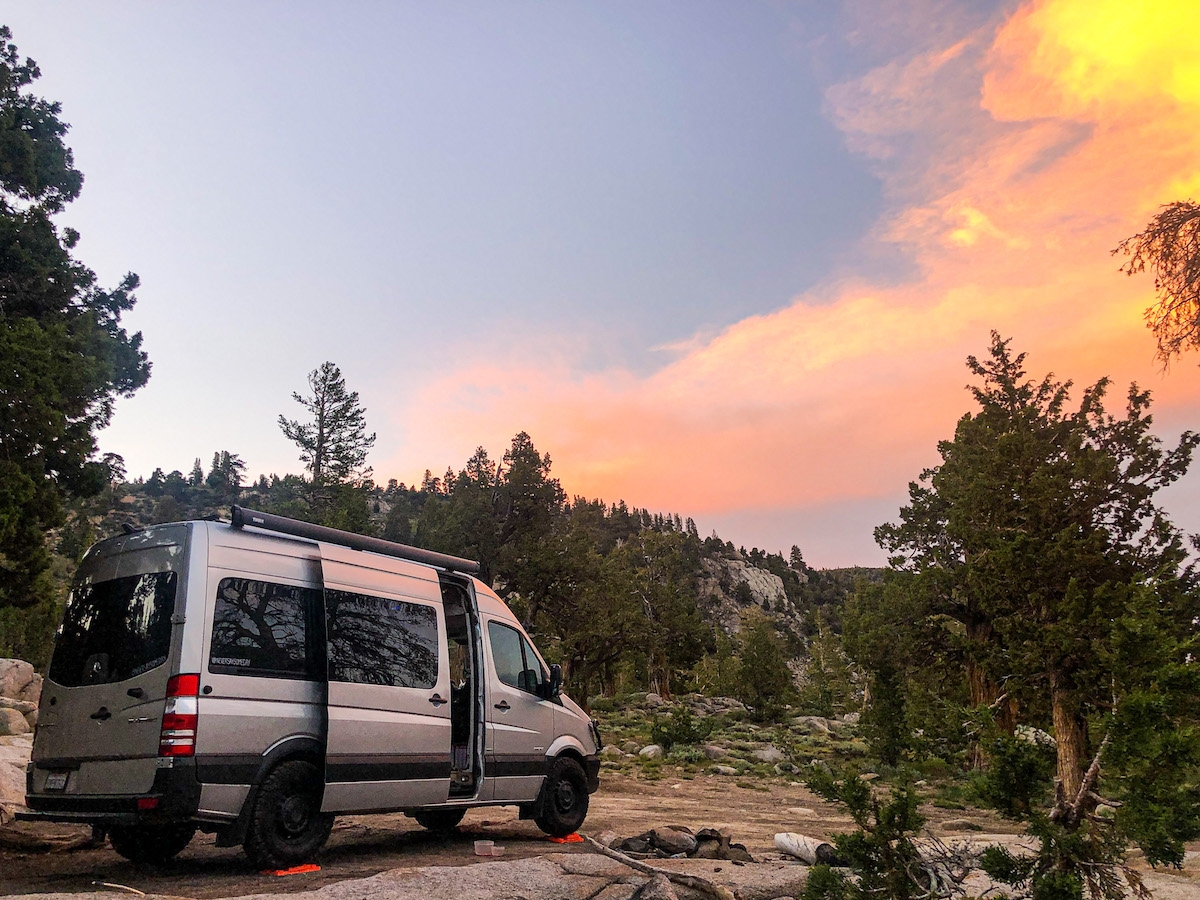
[159,674,200,758]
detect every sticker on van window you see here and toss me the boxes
[131,656,167,677]
[211,656,252,667]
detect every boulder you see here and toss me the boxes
[600,745,624,759]
[0,659,40,702]
[753,746,785,764]
[0,734,32,813]
[0,697,37,714]
[0,708,31,736]
[639,744,663,759]
[792,716,831,733]
[633,874,678,900]
[713,765,738,776]
[651,827,697,855]
[595,886,639,900]
[644,692,665,708]
[24,708,37,730]
[702,744,727,760]
[595,829,622,849]
[841,712,861,725]
[619,834,653,854]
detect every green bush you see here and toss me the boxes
[734,615,797,722]
[649,705,714,751]
[667,745,708,764]
[975,735,1056,818]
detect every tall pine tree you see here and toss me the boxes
[0,28,150,614]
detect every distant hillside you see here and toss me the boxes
[8,449,880,716]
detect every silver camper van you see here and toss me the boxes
[23,508,602,868]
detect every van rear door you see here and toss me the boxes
[32,528,186,797]
[318,543,452,812]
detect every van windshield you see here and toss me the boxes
[49,572,177,687]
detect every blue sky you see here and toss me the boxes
[6,1,1199,565]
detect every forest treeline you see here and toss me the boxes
[20,428,869,715]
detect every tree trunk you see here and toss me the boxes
[648,648,671,699]
[965,619,1015,769]
[1051,675,1087,802]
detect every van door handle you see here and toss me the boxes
[89,707,111,721]
[494,700,510,711]
[428,693,446,706]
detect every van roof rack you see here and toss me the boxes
[230,505,481,576]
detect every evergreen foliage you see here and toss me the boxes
[734,613,797,721]
[278,361,376,485]
[649,705,714,751]
[802,767,927,900]
[0,27,150,617]
[843,333,1200,897]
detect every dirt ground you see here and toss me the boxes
[1,772,1196,898]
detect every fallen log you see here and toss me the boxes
[774,832,836,865]
[581,833,738,900]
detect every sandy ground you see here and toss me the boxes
[2,772,1198,898]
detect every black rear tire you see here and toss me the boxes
[413,808,466,833]
[109,822,196,865]
[534,756,589,837]
[243,760,334,869]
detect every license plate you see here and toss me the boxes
[44,771,68,791]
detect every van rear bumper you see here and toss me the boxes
[22,759,202,824]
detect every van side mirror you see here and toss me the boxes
[548,664,562,698]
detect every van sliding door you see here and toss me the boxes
[318,542,452,812]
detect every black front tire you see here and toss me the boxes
[534,756,589,837]
[413,808,466,833]
[109,822,197,865]
[243,760,334,869]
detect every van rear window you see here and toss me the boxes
[49,572,177,687]
[209,578,320,678]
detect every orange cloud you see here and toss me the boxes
[383,0,1200,561]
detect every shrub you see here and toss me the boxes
[650,705,714,751]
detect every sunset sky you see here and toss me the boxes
[8,1,1200,566]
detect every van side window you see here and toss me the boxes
[520,634,548,692]
[488,621,547,695]
[209,578,319,678]
[327,590,438,689]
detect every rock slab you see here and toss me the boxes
[0,659,41,703]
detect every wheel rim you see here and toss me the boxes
[278,794,312,837]
[553,778,577,814]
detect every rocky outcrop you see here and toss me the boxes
[696,557,802,636]
[0,658,39,820]
[212,853,811,900]
[0,734,31,821]
[0,659,42,704]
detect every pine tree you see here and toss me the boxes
[0,27,150,613]
[278,362,376,485]
[868,333,1200,890]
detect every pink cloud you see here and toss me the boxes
[381,0,1200,562]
